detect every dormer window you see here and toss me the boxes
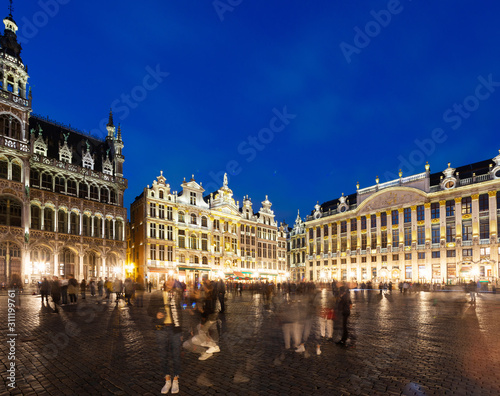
[102,156,113,175]
[82,150,94,169]
[190,192,197,205]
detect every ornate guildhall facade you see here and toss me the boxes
[294,153,500,283]
[129,173,287,286]
[0,11,127,284]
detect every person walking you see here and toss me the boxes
[40,277,50,305]
[217,278,226,313]
[147,277,183,394]
[336,286,353,346]
[89,279,96,297]
[124,278,134,306]
[61,277,69,305]
[80,278,87,300]
[97,277,104,298]
[50,276,61,313]
[135,275,145,307]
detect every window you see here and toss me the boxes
[432,251,440,258]
[392,229,399,246]
[371,256,377,263]
[381,212,387,227]
[158,204,164,219]
[462,248,473,257]
[392,210,399,225]
[166,206,173,220]
[190,234,197,250]
[100,187,109,203]
[159,190,164,199]
[392,254,399,261]
[350,219,357,232]
[90,185,99,200]
[431,202,439,219]
[31,205,41,230]
[150,245,156,260]
[201,216,208,227]
[405,253,411,260]
[418,252,425,260]
[79,183,88,199]
[167,225,173,240]
[55,176,65,193]
[361,234,367,250]
[58,210,67,233]
[202,234,208,251]
[370,214,376,228]
[404,208,411,223]
[462,222,472,241]
[340,221,347,233]
[178,212,185,223]
[381,231,387,248]
[431,226,440,244]
[158,224,165,239]
[150,223,156,238]
[446,250,456,258]
[190,192,196,205]
[417,205,424,221]
[0,158,7,180]
[11,163,21,182]
[67,180,77,196]
[159,245,165,261]
[323,224,329,236]
[446,200,455,217]
[167,246,173,261]
[405,265,412,279]
[30,169,40,187]
[480,220,489,239]
[149,203,156,217]
[178,230,185,248]
[371,233,376,248]
[44,208,54,232]
[191,214,197,225]
[479,194,489,212]
[462,197,472,214]
[350,235,357,250]
[332,223,338,235]
[404,228,411,246]
[446,224,455,243]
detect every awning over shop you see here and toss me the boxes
[178,266,211,272]
[234,271,244,277]
[460,266,472,273]
[148,268,171,273]
[259,273,278,277]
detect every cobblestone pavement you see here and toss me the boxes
[2,288,500,395]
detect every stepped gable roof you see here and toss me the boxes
[429,158,493,186]
[312,192,357,216]
[29,115,114,174]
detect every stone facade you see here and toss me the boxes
[301,157,500,284]
[0,11,127,285]
[129,172,287,287]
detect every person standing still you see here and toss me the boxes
[40,277,50,305]
[50,276,61,313]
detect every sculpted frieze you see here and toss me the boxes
[359,189,426,214]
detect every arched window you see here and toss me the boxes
[105,218,113,239]
[70,212,79,235]
[110,189,117,204]
[30,169,40,188]
[58,210,67,233]
[0,158,7,179]
[0,114,21,140]
[115,220,123,241]
[61,248,76,277]
[44,207,54,232]
[67,180,77,196]
[41,173,52,190]
[79,183,88,199]
[100,187,109,203]
[54,176,65,193]
[178,211,185,223]
[202,256,208,265]
[159,190,164,199]
[191,234,197,249]
[94,217,101,238]
[0,197,22,227]
[90,185,99,200]
[31,205,41,230]
[11,162,21,182]
[191,214,197,225]
[82,214,91,236]
[201,216,208,227]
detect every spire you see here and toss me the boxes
[107,109,114,127]
[1,0,22,60]
[117,124,122,141]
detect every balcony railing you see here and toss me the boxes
[480,239,490,245]
[0,88,31,107]
[462,240,473,246]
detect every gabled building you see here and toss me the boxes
[129,172,287,287]
[0,8,127,285]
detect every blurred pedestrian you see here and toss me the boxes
[98,277,104,297]
[80,278,87,300]
[124,278,134,306]
[61,277,69,305]
[50,276,61,313]
[147,277,183,394]
[89,279,96,297]
[40,277,50,305]
[68,275,78,304]
[135,275,145,307]
[336,286,353,346]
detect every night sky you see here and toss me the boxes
[12,0,500,225]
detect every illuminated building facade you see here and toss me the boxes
[129,172,287,286]
[0,11,127,284]
[303,153,500,284]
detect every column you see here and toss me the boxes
[489,191,498,239]
[398,209,404,249]
[455,197,462,242]
[54,209,58,233]
[386,210,392,248]
[346,219,351,251]
[91,216,95,237]
[366,215,372,251]
[102,217,105,239]
[101,256,106,278]
[67,211,71,234]
[411,206,417,281]
[41,207,45,231]
[356,217,361,252]
[54,251,59,277]
[79,213,83,236]
[112,219,116,240]
[79,254,84,280]
[439,200,447,283]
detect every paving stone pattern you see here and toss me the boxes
[1,289,500,395]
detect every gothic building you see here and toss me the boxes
[289,211,306,281]
[0,9,127,285]
[302,153,500,284]
[129,172,287,286]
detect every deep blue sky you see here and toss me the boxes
[12,0,500,225]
